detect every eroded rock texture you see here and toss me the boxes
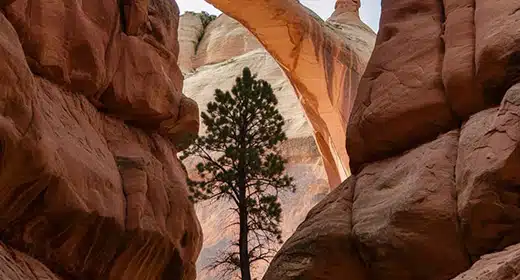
[452,243,520,280]
[262,0,520,279]
[457,84,520,259]
[353,130,469,279]
[0,0,202,279]
[206,0,376,187]
[0,242,61,280]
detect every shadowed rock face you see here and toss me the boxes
[205,0,376,188]
[259,0,520,279]
[0,0,202,279]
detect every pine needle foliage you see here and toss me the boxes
[181,67,295,280]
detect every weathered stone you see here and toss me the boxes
[263,178,367,280]
[346,0,455,173]
[0,242,61,280]
[0,77,201,280]
[159,95,200,150]
[178,12,204,73]
[442,0,485,117]
[353,130,469,279]
[457,83,520,259]
[102,34,182,123]
[475,0,520,103]
[4,0,121,96]
[4,0,184,126]
[122,0,149,35]
[193,14,263,69]
[451,243,520,280]
[0,5,202,279]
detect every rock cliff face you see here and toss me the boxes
[178,7,374,278]
[205,0,376,187]
[0,0,202,279]
[261,0,520,279]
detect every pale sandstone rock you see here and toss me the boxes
[353,130,469,279]
[346,0,455,173]
[457,84,520,259]
[206,0,376,186]
[183,48,312,140]
[443,0,485,117]
[328,0,375,67]
[451,243,520,280]
[193,14,263,69]
[475,0,520,102]
[0,242,61,280]
[178,13,204,73]
[263,177,368,280]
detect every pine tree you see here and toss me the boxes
[181,67,295,280]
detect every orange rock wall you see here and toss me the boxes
[0,0,202,279]
[263,0,520,279]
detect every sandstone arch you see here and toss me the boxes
[204,0,375,187]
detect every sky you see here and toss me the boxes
[177,0,381,32]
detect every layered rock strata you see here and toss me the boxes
[259,0,520,279]
[0,0,202,279]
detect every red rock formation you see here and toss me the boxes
[352,130,469,279]
[452,243,520,280]
[263,0,520,279]
[0,242,62,279]
[262,178,367,280]
[206,0,375,187]
[0,0,202,279]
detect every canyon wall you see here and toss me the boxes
[260,0,520,279]
[178,6,374,278]
[0,0,202,279]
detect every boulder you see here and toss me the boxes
[263,178,368,280]
[4,0,121,96]
[353,130,469,279]
[4,0,184,126]
[451,243,520,280]
[475,0,520,103]
[457,83,520,259]
[0,242,61,280]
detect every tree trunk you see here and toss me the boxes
[239,202,252,280]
